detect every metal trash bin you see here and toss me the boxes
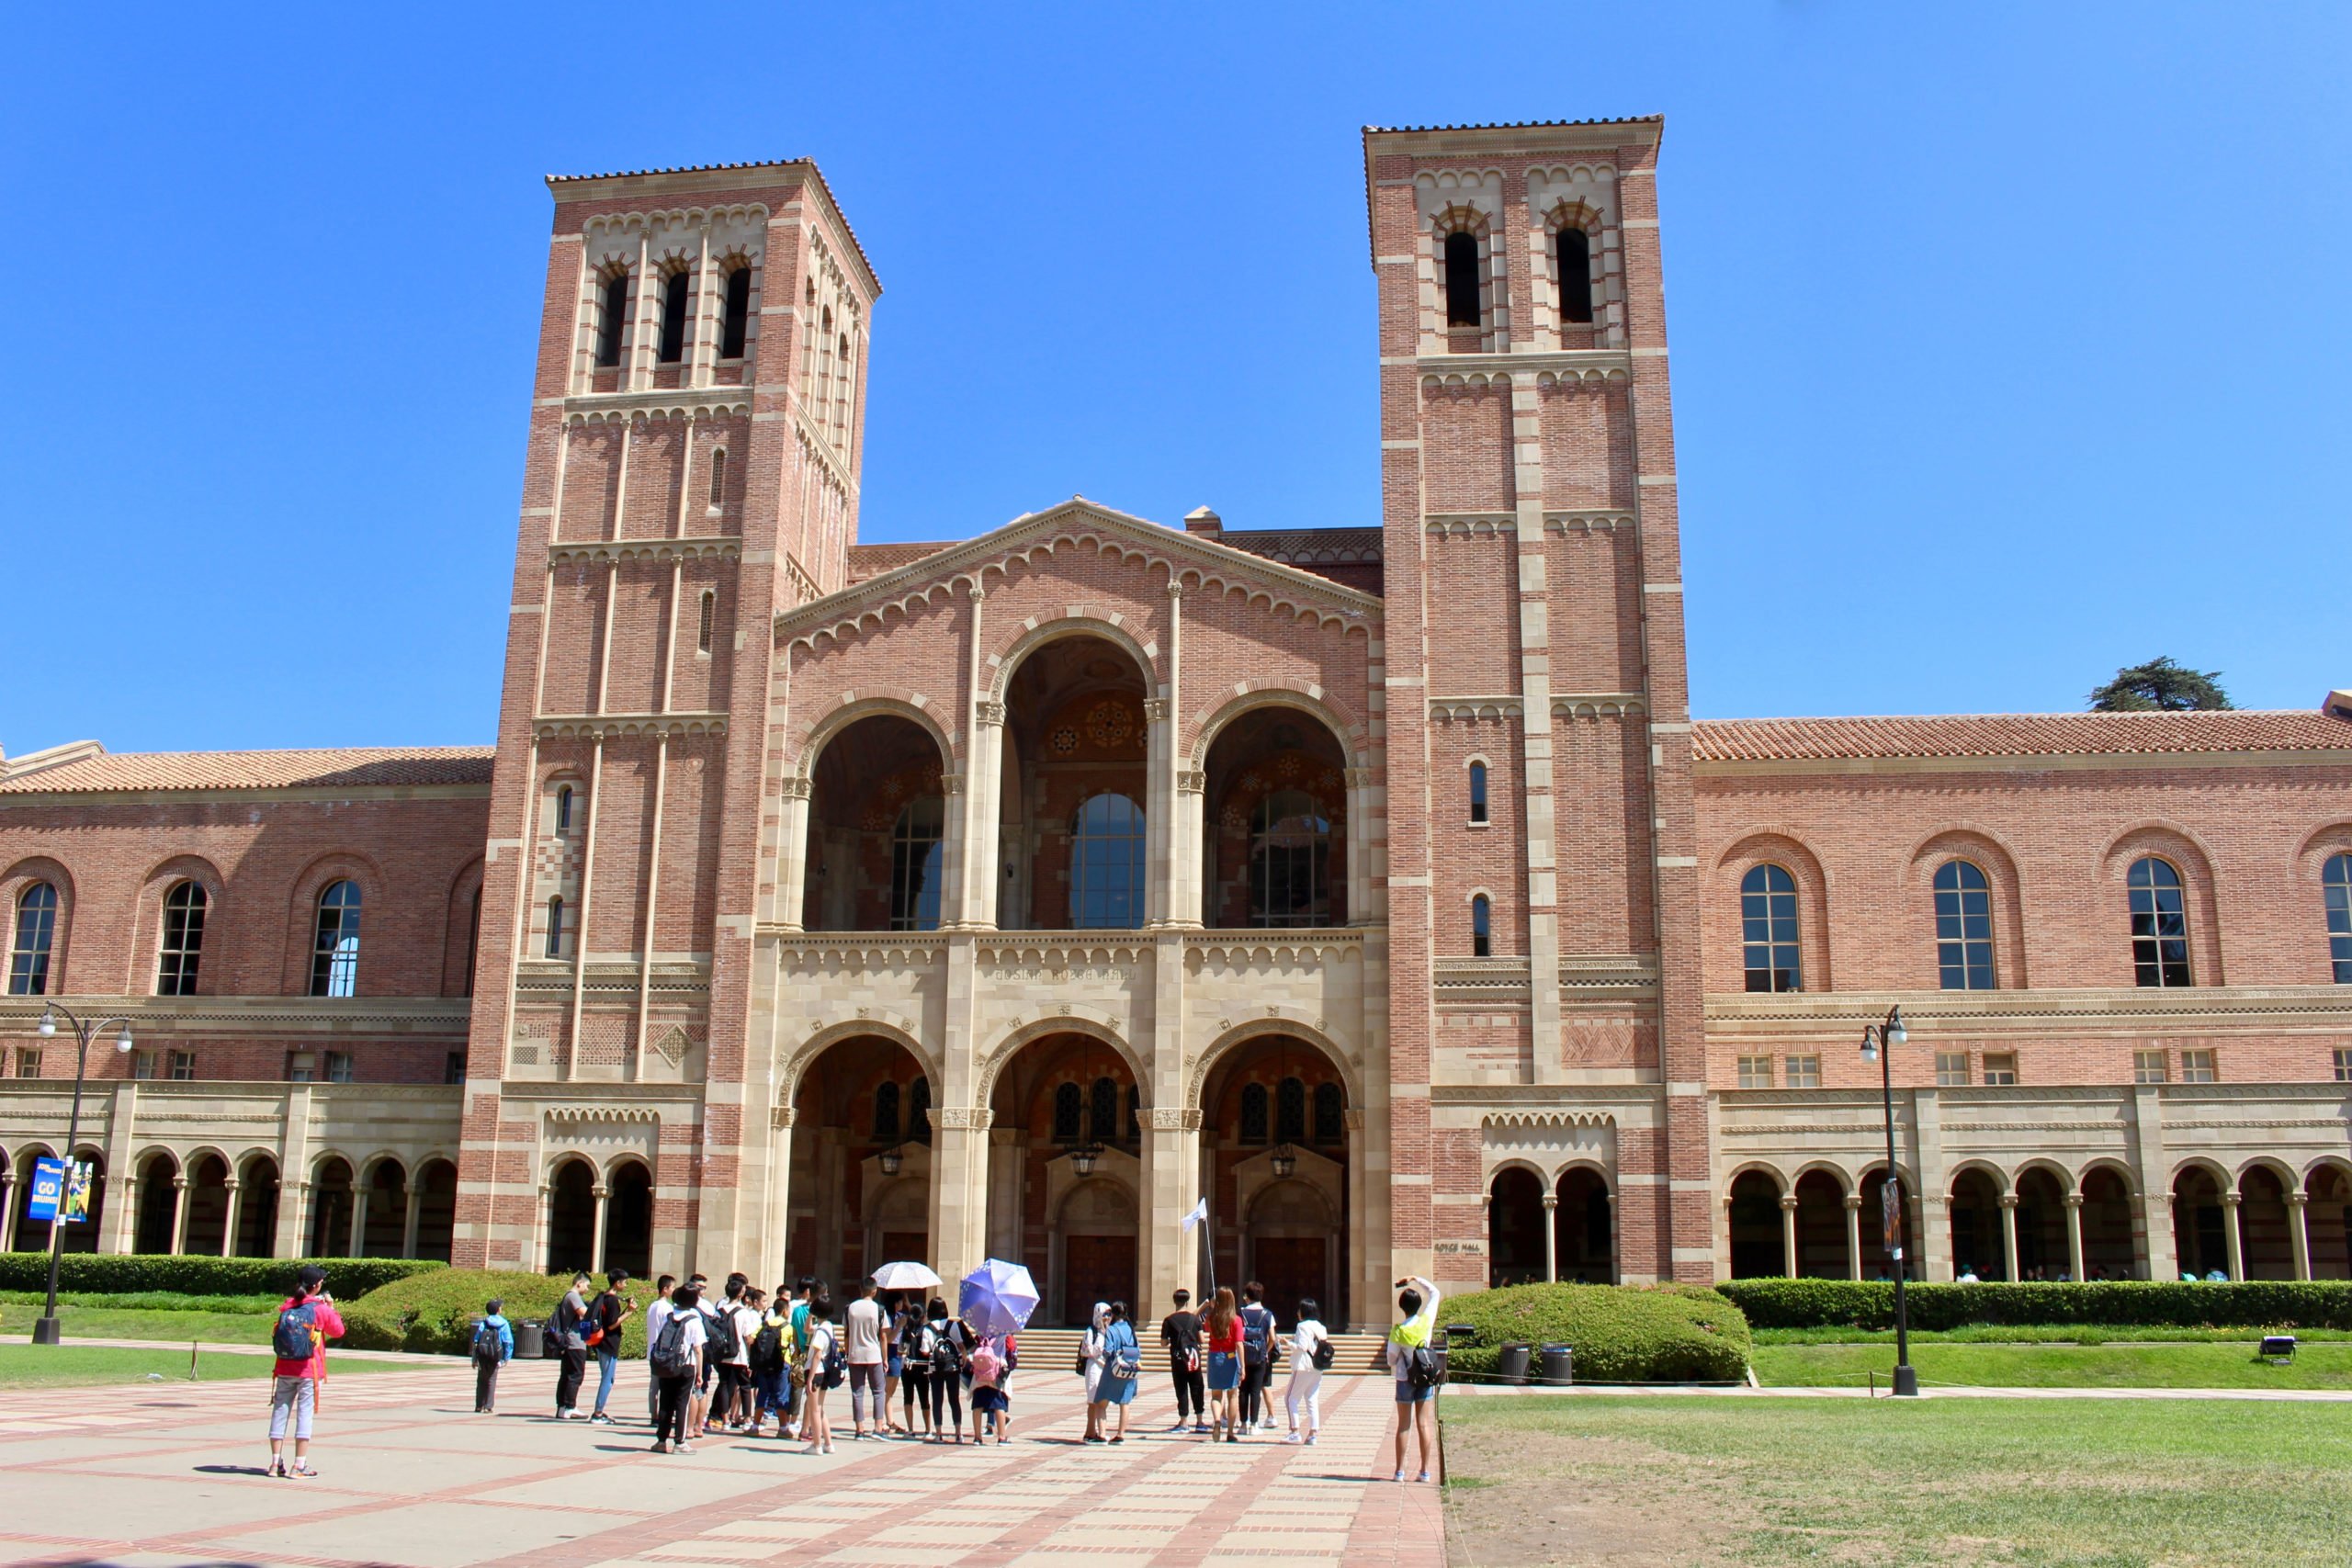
[1538,1343,1574,1385]
[515,1319,548,1360]
[1497,1342,1532,1384]
[1446,1323,1479,1348]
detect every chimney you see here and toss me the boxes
[1183,506,1222,538]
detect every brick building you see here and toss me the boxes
[4,120,2347,1322]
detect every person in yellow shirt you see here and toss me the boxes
[1384,1274,1440,1483]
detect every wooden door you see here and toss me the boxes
[1062,1235,1137,1325]
[1251,1236,1326,1326]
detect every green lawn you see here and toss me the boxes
[1442,1393,2352,1568]
[0,1344,413,1388]
[1750,1339,2352,1391]
[0,1301,281,1347]
[0,1288,284,1314]
[1754,1322,2352,1346]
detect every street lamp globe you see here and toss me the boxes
[1884,1008,1908,1047]
[115,1025,135,1054]
[1859,1027,1879,1066]
[37,1008,57,1038]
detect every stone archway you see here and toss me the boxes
[1487,1168,1545,1287]
[1243,1176,1337,1325]
[545,1157,597,1274]
[1053,1176,1140,1325]
[784,1032,933,1291]
[1726,1170,1783,1279]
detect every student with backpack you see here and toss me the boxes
[1385,1274,1442,1483]
[648,1281,707,1455]
[586,1268,635,1426]
[1281,1296,1332,1444]
[800,1295,841,1454]
[266,1265,344,1479]
[471,1298,514,1415]
[748,1288,790,1436]
[968,1324,1016,1445]
[1202,1287,1243,1442]
[550,1272,593,1419]
[921,1299,966,1442]
[895,1298,932,1440]
[1094,1301,1141,1444]
[1238,1282,1276,1432]
[641,1275,677,1425]
[1160,1289,1206,1434]
[1078,1301,1109,1442]
[704,1275,753,1433]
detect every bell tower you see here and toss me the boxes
[1363,118,1707,1286]
[455,161,878,1272]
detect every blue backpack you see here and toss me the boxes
[274,1300,321,1360]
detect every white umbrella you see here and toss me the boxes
[872,1261,943,1291]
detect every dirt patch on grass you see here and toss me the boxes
[1442,1423,1755,1568]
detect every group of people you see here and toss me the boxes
[269,1260,1447,1484]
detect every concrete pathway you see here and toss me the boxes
[0,1360,1443,1568]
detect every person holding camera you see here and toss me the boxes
[587,1269,635,1425]
[266,1265,343,1478]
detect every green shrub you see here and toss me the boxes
[1439,1282,1751,1383]
[1715,1279,2352,1333]
[0,1254,441,1300]
[343,1269,649,1358]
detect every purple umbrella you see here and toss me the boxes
[958,1258,1040,1337]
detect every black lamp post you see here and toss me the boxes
[1859,1004,1917,1397]
[29,1003,135,1347]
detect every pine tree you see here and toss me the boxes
[2087,657,2233,712]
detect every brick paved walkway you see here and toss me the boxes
[0,1362,1443,1568]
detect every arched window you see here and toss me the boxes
[1443,231,1482,327]
[1239,1081,1270,1145]
[720,266,752,358]
[874,1080,901,1142]
[1933,861,1995,991]
[463,887,481,997]
[889,797,944,931]
[1740,864,1801,993]
[1313,1081,1344,1144]
[1089,1076,1119,1144]
[1472,894,1492,958]
[594,273,628,367]
[2326,852,2352,984]
[707,448,727,509]
[8,883,59,996]
[657,270,690,363]
[1557,226,1594,323]
[1250,789,1330,928]
[1053,1081,1083,1144]
[1070,793,1146,929]
[910,1075,933,1140]
[310,880,362,998]
[1275,1076,1306,1143]
[1468,761,1488,824]
[697,590,716,653]
[545,895,565,959]
[2128,857,2192,987]
[556,785,573,833]
[156,881,208,997]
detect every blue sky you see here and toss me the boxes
[5,3,2346,755]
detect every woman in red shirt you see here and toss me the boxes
[267,1265,345,1478]
[1202,1287,1243,1442]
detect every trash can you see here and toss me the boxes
[515,1319,548,1360]
[1538,1344,1574,1385]
[1497,1342,1532,1384]
[1446,1323,1479,1348]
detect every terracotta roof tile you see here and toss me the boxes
[0,747,495,795]
[1691,710,2352,763]
[1363,116,1663,133]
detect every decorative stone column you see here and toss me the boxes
[347,1186,370,1259]
[2064,1192,2086,1280]
[1921,1192,1953,1284]
[967,698,1006,929]
[1843,1192,1862,1281]
[0,1171,16,1252]
[1144,1108,1203,1309]
[220,1178,243,1258]
[1540,1191,1559,1283]
[2222,1191,2245,1280]
[535,1182,552,1274]
[275,1180,310,1259]
[590,1183,611,1274]
[110,1176,143,1256]
[1998,1193,2019,1282]
[1343,766,1375,927]
[402,1183,424,1261]
[774,776,812,931]
[1779,1193,1799,1278]
[929,1107,993,1289]
[2288,1192,2312,1280]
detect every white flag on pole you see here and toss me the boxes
[1181,1197,1208,1234]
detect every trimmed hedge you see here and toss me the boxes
[1716,1279,2352,1332]
[1441,1283,1752,1383]
[343,1268,648,1358]
[0,1254,442,1300]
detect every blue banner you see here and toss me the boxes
[26,1157,65,1224]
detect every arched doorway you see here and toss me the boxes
[1790,1169,1845,1280]
[63,1149,105,1255]
[999,634,1149,931]
[1244,1179,1335,1325]
[803,715,951,932]
[2172,1167,2229,1278]
[784,1032,933,1290]
[603,1159,652,1279]
[1727,1170,1784,1279]
[182,1154,232,1255]
[2308,1165,2351,1280]
[1199,1032,1350,1325]
[1487,1168,1545,1287]
[1201,704,1350,929]
[2079,1165,2139,1280]
[2238,1167,2295,1280]
[1555,1168,1615,1283]
[2015,1167,2069,1280]
[1858,1166,1913,1280]
[10,1145,56,1254]
[362,1159,407,1258]
[988,1029,1143,1325]
[310,1157,356,1257]
[1949,1168,2004,1280]
[413,1158,458,1263]
[135,1152,182,1255]
[545,1157,596,1274]
[236,1155,281,1258]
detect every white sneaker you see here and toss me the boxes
[1282,1433,1302,1444]
[1306,1434,1318,1445]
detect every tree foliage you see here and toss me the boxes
[2088,657,2233,712]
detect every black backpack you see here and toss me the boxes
[1405,1343,1443,1391]
[1241,1307,1272,1368]
[1310,1332,1336,1372]
[927,1322,965,1377]
[470,1318,503,1363]
[705,1304,741,1363]
[650,1312,695,1378]
[749,1319,784,1374]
